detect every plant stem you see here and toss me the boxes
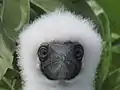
[2,77,14,90]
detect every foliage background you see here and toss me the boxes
[0,0,120,90]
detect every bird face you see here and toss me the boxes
[38,41,84,80]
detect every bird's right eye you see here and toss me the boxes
[37,44,49,61]
[73,43,84,61]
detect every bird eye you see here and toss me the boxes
[73,44,84,60]
[37,44,49,61]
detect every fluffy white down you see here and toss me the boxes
[18,10,102,90]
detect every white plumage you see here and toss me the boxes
[18,10,102,90]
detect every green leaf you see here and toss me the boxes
[94,1,120,89]
[112,46,120,54]
[97,12,112,90]
[112,33,120,42]
[0,18,15,52]
[0,34,13,80]
[1,0,30,41]
[30,0,102,30]
[30,3,45,22]
[87,1,112,90]
[0,4,2,16]
[96,0,120,35]
[0,69,22,90]
[112,38,120,54]
[0,0,2,15]
[30,8,38,22]
[101,68,120,90]
[30,0,62,12]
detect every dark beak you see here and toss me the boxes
[41,54,82,80]
[40,42,83,80]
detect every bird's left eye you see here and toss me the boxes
[37,44,49,61]
[73,44,84,60]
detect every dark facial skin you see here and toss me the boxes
[37,41,84,80]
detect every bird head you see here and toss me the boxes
[18,10,102,90]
